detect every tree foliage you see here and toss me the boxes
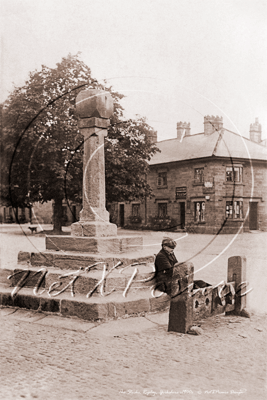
[1,54,159,232]
[106,116,158,203]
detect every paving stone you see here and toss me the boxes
[5,309,46,322]
[61,299,109,321]
[0,307,17,317]
[89,316,156,337]
[34,315,96,331]
[145,311,169,325]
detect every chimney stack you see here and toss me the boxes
[204,115,223,136]
[177,122,191,141]
[250,118,262,143]
[146,130,157,143]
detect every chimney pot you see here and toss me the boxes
[204,115,223,135]
[250,118,262,143]
[176,121,191,140]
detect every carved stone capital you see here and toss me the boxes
[78,117,110,130]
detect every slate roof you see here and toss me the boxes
[149,129,267,166]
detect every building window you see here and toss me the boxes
[226,201,243,219]
[157,172,167,186]
[226,167,242,182]
[194,168,204,183]
[132,204,140,217]
[158,203,168,218]
[176,186,187,199]
[194,201,205,222]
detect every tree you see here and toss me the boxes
[1,54,159,233]
[105,116,158,203]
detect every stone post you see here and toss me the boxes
[226,256,249,316]
[71,89,117,237]
[168,262,194,333]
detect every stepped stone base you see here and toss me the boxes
[46,235,143,253]
[0,284,170,322]
[71,221,117,237]
[0,224,169,322]
[1,263,156,296]
[0,254,169,323]
[18,249,154,270]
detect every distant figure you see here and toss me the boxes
[154,238,178,295]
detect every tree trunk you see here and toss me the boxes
[53,197,63,234]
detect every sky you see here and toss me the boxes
[1,0,267,141]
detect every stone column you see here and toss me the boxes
[71,89,117,237]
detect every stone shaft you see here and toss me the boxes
[80,124,109,222]
[71,89,117,237]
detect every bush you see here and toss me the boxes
[128,215,142,224]
[185,222,196,233]
[148,216,178,231]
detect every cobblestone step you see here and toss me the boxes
[0,262,156,296]
[18,250,155,270]
[0,248,169,323]
[0,284,170,322]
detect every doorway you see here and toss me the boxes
[249,202,258,230]
[119,204,125,227]
[180,202,185,229]
[72,206,77,223]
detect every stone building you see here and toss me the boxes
[0,201,81,226]
[110,116,267,234]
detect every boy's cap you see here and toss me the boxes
[162,238,177,249]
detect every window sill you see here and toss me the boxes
[157,186,168,189]
[225,218,244,222]
[192,182,204,186]
[223,182,243,186]
[194,221,206,225]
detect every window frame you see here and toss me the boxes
[194,201,205,223]
[226,200,243,219]
[226,166,243,183]
[158,202,168,218]
[132,203,140,217]
[157,171,167,187]
[194,167,204,183]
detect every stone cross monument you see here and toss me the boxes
[71,89,117,237]
[46,88,143,254]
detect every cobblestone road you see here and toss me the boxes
[0,308,266,400]
[0,226,266,399]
